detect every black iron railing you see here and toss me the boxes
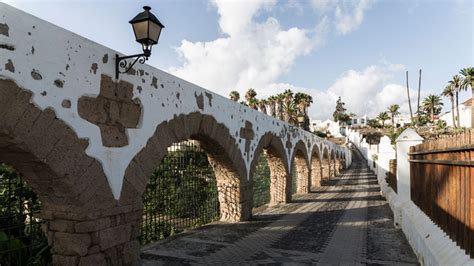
[0,164,51,265]
[140,141,220,245]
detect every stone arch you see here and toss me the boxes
[0,79,131,265]
[290,140,310,194]
[122,112,252,224]
[310,144,323,190]
[250,132,290,205]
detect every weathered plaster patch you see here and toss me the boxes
[54,79,64,88]
[195,92,204,110]
[151,76,158,89]
[176,92,180,99]
[0,23,9,36]
[66,64,69,70]
[78,75,142,147]
[102,54,108,64]
[31,46,34,54]
[5,59,14,72]
[205,92,213,107]
[137,86,142,93]
[0,44,14,50]
[30,69,42,80]
[61,99,71,108]
[40,91,47,96]
[90,63,98,74]
[126,68,136,76]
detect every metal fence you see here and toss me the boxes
[0,164,51,265]
[409,130,473,258]
[140,140,220,245]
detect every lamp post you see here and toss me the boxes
[297,112,305,128]
[115,6,165,79]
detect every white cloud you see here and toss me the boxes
[264,63,423,121]
[170,0,323,96]
[311,0,374,35]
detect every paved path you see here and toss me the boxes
[141,149,418,265]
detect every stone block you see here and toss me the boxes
[52,255,79,266]
[99,224,132,251]
[75,217,111,233]
[79,253,106,266]
[53,232,91,256]
[49,219,76,233]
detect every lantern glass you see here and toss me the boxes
[149,21,163,43]
[132,20,149,42]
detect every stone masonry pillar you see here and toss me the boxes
[310,160,323,190]
[295,157,310,194]
[267,152,291,205]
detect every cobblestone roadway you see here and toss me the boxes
[141,150,418,265]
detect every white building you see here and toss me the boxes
[349,115,368,128]
[439,98,472,128]
[388,114,412,128]
[310,119,343,137]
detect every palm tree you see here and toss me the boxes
[229,90,240,102]
[449,75,465,128]
[275,94,284,120]
[459,67,474,127]
[258,99,268,114]
[267,96,276,117]
[441,84,457,128]
[245,88,257,103]
[294,92,313,114]
[248,98,258,110]
[387,104,400,126]
[377,111,390,127]
[421,94,443,123]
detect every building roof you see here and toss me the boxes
[462,98,472,107]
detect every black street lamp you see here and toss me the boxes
[115,6,165,79]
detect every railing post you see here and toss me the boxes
[377,136,395,183]
[395,128,423,203]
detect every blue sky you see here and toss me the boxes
[3,0,473,119]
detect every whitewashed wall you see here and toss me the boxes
[0,3,351,200]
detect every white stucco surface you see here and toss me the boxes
[0,4,350,199]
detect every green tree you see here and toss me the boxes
[229,90,240,102]
[377,111,390,127]
[367,119,380,128]
[245,88,258,110]
[387,104,400,126]
[448,75,465,128]
[267,96,276,117]
[421,94,443,123]
[332,97,349,123]
[459,67,474,127]
[441,85,457,128]
[294,92,313,130]
[281,89,294,122]
[258,99,268,114]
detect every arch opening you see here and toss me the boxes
[252,153,271,213]
[250,133,290,206]
[123,113,253,247]
[310,146,323,191]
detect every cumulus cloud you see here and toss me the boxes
[311,0,374,35]
[266,63,423,120]
[170,0,327,95]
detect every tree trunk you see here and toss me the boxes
[417,69,422,118]
[391,114,394,126]
[456,91,460,127]
[451,96,457,128]
[406,71,414,124]
[431,107,434,123]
